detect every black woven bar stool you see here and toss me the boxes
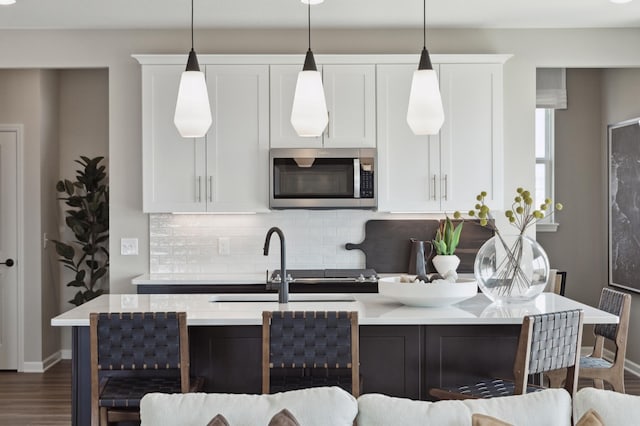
[262,311,360,397]
[430,309,584,400]
[90,312,204,426]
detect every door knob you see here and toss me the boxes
[0,259,14,267]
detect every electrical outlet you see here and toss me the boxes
[218,237,230,256]
[121,238,139,256]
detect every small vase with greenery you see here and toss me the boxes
[432,216,463,276]
[456,189,562,304]
[53,156,109,306]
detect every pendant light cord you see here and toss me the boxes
[423,0,426,49]
[308,2,311,50]
[191,0,195,50]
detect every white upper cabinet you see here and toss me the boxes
[323,64,376,148]
[270,64,376,148]
[205,65,270,212]
[140,62,269,213]
[439,63,504,212]
[377,64,441,212]
[377,60,504,212]
[138,54,507,214]
[142,65,207,213]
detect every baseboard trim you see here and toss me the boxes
[61,349,72,360]
[581,346,640,378]
[22,351,62,373]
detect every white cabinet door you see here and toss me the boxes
[269,64,376,148]
[205,65,270,212]
[439,63,504,212]
[323,64,376,148]
[377,63,503,213]
[142,65,207,213]
[269,64,322,148]
[377,64,440,212]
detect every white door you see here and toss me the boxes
[0,130,18,370]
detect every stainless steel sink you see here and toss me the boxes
[209,293,355,302]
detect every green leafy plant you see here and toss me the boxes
[53,156,109,306]
[433,216,463,255]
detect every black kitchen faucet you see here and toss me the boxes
[263,227,288,304]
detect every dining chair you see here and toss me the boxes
[90,312,204,426]
[547,287,631,393]
[429,309,584,400]
[547,269,567,296]
[262,310,360,397]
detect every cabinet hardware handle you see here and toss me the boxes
[432,175,437,200]
[208,176,213,203]
[327,111,330,138]
[197,176,202,202]
[0,258,14,267]
[443,174,448,200]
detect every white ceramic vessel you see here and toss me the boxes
[378,276,477,307]
[432,254,461,276]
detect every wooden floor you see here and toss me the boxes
[0,361,72,426]
[0,360,639,425]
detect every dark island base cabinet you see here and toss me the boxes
[70,324,520,426]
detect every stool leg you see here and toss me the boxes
[100,407,108,426]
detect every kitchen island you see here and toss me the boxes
[52,292,618,426]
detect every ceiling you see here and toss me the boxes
[1,0,640,30]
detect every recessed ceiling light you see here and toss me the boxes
[610,0,633,3]
[300,0,324,4]
[0,0,16,5]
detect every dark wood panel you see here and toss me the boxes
[424,325,520,397]
[345,219,493,273]
[360,325,422,400]
[189,326,263,394]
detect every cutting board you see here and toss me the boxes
[345,219,494,274]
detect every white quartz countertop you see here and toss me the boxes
[51,292,618,327]
[132,273,268,285]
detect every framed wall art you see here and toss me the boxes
[609,117,640,293]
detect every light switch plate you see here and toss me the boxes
[121,238,139,256]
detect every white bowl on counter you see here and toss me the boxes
[378,276,478,307]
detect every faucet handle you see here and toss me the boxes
[286,273,293,283]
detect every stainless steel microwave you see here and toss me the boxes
[269,148,377,209]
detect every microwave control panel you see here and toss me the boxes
[360,167,374,198]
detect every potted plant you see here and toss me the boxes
[53,156,109,306]
[432,216,463,276]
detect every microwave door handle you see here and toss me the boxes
[353,158,361,198]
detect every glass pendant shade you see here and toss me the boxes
[291,50,328,137]
[174,67,212,138]
[407,48,444,135]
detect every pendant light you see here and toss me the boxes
[407,0,444,136]
[174,0,212,138]
[290,1,328,137]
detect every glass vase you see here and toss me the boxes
[474,234,550,305]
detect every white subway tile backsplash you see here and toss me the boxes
[149,211,441,274]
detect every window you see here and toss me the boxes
[535,108,557,231]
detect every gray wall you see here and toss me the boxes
[0,27,639,366]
